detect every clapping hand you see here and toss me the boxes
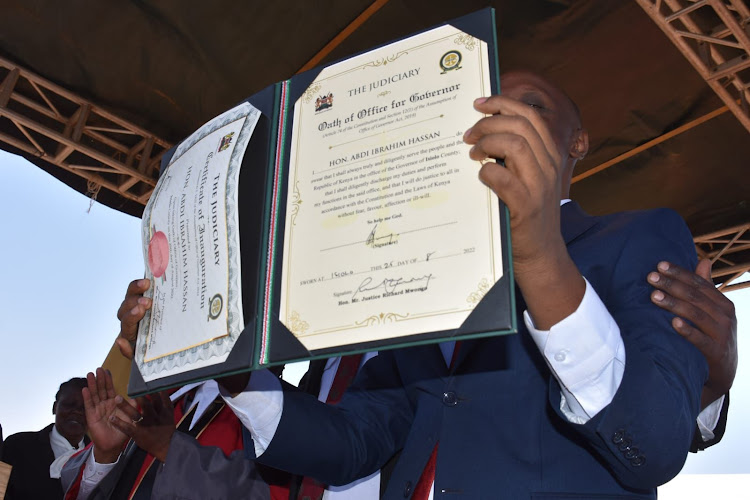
[110,391,176,462]
[83,368,132,463]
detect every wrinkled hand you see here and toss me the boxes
[110,391,176,462]
[83,368,131,463]
[648,259,738,409]
[463,96,584,328]
[116,279,152,359]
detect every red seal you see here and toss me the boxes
[148,231,169,278]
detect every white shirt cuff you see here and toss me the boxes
[697,394,725,441]
[525,277,625,422]
[76,450,119,500]
[86,449,120,476]
[219,368,283,457]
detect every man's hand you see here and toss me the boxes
[116,279,151,359]
[83,368,130,463]
[648,259,738,409]
[464,96,585,329]
[110,391,176,462]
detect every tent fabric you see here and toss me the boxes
[1,0,748,236]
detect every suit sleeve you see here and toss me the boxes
[551,208,708,489]
[151,431,270,500]
[258,351,414,486]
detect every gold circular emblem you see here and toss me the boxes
[440,50,462,72]
[209,294,223,320]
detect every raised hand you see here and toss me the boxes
[648,259,738,409]
[83,368,132,463]
[463,75,588,330]
[465,94,565,275]
[110,391,176,462]
[116,279,152,359]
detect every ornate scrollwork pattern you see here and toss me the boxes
[363,51,409,68]
[377,90,392,98]
[454,34,477,51]
[355,311,410,326]
[289,311,309,335]
[302,84,322,103]
[466,278,490,305]
[290,180,302,226]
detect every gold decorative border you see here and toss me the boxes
[306,31,473,83]
[301,83,322,103]
[283,28,502,348]
[454,34,477,51]
[355,311,410,327]
[289,180,302,226]
[466,278,490,305]
[288,311,309,334]
[363,51,409,68]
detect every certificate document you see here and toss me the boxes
[136,103,260,382]
[280,24,503,351]
[125,9,509,395]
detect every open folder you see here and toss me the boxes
[130,8,515,396]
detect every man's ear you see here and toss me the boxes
[52,401,57,415]
[570,128,589,160]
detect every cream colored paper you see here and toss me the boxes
[136,102,260,381]
[280,25,502,351]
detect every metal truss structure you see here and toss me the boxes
[576,0,750,184]
[0,2,748,293]
[695,223,750,291]
[636,0,750,134]
[631,0,750,292]
[0,0,390,209]
[0,55,170,205]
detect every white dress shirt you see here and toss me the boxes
[49,425,85,479]
[225,279,632,500]
[223,199,724,498]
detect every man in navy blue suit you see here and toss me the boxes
[119,70,734,499]
[209,70,731,498]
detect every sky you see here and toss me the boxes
[0,150,747,493]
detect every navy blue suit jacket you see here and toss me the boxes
[260,203,707,499]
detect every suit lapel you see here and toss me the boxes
[449,338,476,373]
[41,423,56,465]
[561,201,598,245]
[424,342,451,376]
[299,358,328,397]
[399,343,450,382]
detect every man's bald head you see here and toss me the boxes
[499,70,589,195]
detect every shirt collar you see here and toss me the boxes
[49,424,84,458]
[170,380,220,430]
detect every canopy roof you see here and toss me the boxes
[1,0,748,286]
